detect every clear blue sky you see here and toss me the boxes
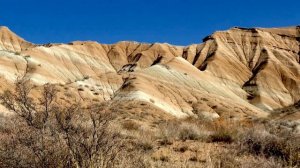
[1,0,299,45]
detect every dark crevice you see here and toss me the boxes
[132,53,143,62]
[199,63,207,71]
[202,35,213,42]
[243,59,268,87]
[127,43,142,62]
[232,27,258,33]
[182,50,188,60]
[151,55,163,66]
[192,52,201,65]
[205,51,215,60]
[118,63,137,73]
[247,94,255,100]
[197,51,215,71]
[242,49,269,101]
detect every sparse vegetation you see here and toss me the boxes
[235,125,300,166]
[209,130,233,143]
[155,117,300,167]
[122,120,140,130]
[0,79,299,167]
[136,141,154,151]
[149,98,155,103]
[178,124,202,141]
[0,79,144,168]
[83,75,89,80]
[174,145,188,153]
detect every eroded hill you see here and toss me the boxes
[0,26,299,121]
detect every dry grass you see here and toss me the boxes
[235,126,300,167]
[0,79,299,167]
[206,150,283,168]
[157,119,212,145]
[208,131,233,143]
[149,117,300,167]
[122,120,140,130]
[0,79,146,168]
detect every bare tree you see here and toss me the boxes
[0,79,131,168]
[54,103,124,168]
[0,79,59,168]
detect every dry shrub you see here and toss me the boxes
[205,119,241,143]
[122,120,140,130]
[173,145,188,153]
[178,122,204,141]
[158,119,211,145]
[236,126,300,167]
[0,79,143,168]
[158,120,180,145]
[152,154,169,162]
[206,119,300,167]
[189,156,198,162]
[239,156,283,168]
[207,151,241,168]
[207,151,283,168]
[208,130,233,143]
[136,141,154,151]
[134,129,156,152]
[156,118,299,167]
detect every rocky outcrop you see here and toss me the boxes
[0,26,34,52]
[184,27,300,110]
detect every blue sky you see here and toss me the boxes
[1,0,299,45]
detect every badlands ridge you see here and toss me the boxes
[0,26,299,120]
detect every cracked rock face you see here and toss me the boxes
[0,26,299,120]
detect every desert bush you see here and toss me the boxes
[239,156,283,168]
[131,128,156,153]
[83,75,89,80]
[236,125,300,167]
[158,121,180,145]
[122,120,140,130]
[207,151,283,168]
[158,119,211,144]
[204,119,300,167]
[207,151,241,168]
[178,123,202,141]
[205,119,241,143]
[189,156,198,162]
[154,155,169,162]
[136,141,154,151]
[174,145,188,153]
[0,79,140,168]
[149,98,155,103]
[208,130,233,143]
